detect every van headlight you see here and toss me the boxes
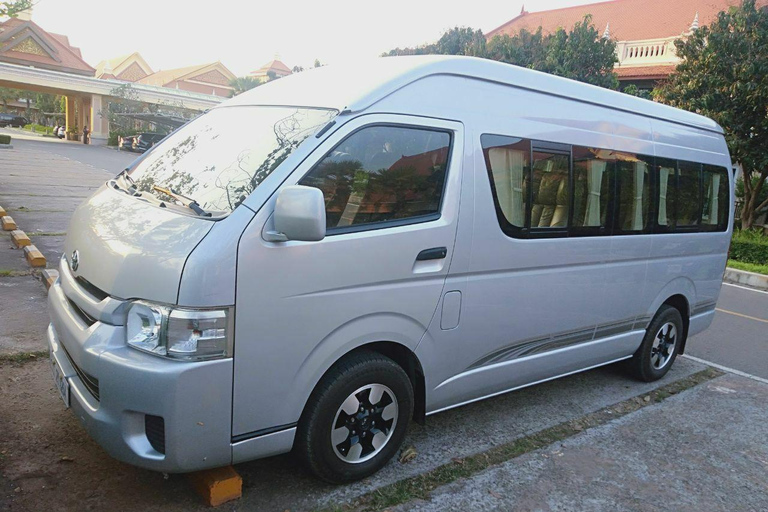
[125,301,232,361]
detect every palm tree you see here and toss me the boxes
[229,77,259,97]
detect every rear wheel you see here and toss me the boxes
[628,304,683,382]
[295,351,413,483]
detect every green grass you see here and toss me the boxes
[0,350,48,365]
[318,367,723,512]
[728,259,768,275]
[28,231,66,237]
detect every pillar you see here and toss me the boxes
[77,96,89,140]
[89,94,108,145]
[65,96,76,137]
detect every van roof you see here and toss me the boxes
[222,55,722,134]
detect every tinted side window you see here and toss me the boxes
[572,146,613,229]
[676,161,701,227]
[616,153,651,232]
[482,135,530,229]
[299,125,451,231]
[656,159,677,229]
[531,151,569,228]
[702,165,729,230]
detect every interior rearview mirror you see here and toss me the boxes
[264,185,326,242]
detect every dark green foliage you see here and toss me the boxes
[656,1,768,229]
[384,18,618,90]
[730,229,768,265]
[0,134,10,145]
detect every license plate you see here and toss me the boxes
[50,350,70,409]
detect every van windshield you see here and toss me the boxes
[127,106,337,215]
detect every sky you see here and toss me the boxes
[28,0,603,77]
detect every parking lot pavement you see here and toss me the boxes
[0,356,709,512]
[390,372,768,512]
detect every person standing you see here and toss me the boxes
[83,125,90,144]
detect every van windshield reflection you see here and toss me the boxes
[127,106,337,215]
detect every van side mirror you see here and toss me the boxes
[264,185,326,242]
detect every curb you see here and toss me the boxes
[2,215,17,230]
[724,267,768,291]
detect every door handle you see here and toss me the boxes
[416,247,447,261]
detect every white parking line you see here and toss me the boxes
[681,354,768,385]
[723,282,768,295]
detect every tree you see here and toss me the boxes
[292,65,304,73]
[313,59,323,68]
[622,84,652,100]
[0,0,31,17]
[384,27,485,57]
[384,19,618,89]
[655,0,768,229]
[542,16,618,89]
[0,87,17,112]
[229,76,259,96]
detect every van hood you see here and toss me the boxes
[63,186,213,304]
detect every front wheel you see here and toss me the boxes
[628,305,683,382]
[295,351,413,483]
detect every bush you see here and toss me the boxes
[0,134,10,144]
[22,123,54,135]
[730,229,768,265]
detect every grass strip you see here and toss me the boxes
[0,269,34,277]
[728,259,768,276]
[27,232,66,237]
[0,350,49,366]
[322,367,723,512]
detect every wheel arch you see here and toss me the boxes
[660,294,690,354]
[302,341,427,426]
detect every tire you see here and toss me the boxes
[628,304,684,382]
[295,350,414,483]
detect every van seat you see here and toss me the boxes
[531,172,568,227]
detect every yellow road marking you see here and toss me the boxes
[715,308,768,324]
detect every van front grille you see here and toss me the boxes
[145,415,166,454]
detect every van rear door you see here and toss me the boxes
[232,114,464,438]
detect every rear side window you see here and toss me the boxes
[702,165,729,230]
[299,125,451,232]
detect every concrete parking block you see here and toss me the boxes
[10,230,31,247]
[1,215,16,230]
[187,466,242,507]
[41,269,59,290]
[0,205,6,216]
[23,245,46,267]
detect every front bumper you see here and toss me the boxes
[47,278,234,473]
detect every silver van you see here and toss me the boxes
[48,56,733,483]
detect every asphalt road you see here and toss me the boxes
[0,127,135,174]
[686,283,768,379]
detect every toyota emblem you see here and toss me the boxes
[71,250,79,271]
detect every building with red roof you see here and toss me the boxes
[487,0,768,89]
[0,16,95,76]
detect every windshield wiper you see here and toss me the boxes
[152,185,212,217]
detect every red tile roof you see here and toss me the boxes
[615,64,676,79]
[250,59,293,76]
[0,19,94,75]
[487,0,767,41]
